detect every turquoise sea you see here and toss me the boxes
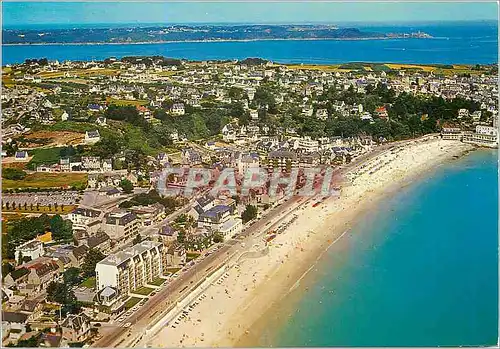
[254,150,498,347]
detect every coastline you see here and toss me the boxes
[2,36,438,47]
[145,138,475,348]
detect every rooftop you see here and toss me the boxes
[97,240,161,267]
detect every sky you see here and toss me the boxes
[2,1,498,28]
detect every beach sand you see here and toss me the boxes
[146,138,474,348]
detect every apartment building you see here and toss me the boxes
[462,125,499,148]
[265,150,299,172]
[102,211,139,242]
[441,127,463,140]
[95,241,165,295]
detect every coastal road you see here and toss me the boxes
[93,195,306,348]
[93,138,419,348]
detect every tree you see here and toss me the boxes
[63,267,82,286]
[2,168,27,180]
[2,262,14,278]
[120,179,134,194]
[177,230,186,243]
[133,234,142,245]
[46,281,80,316]
[213,232,224,243]
[7,333,41,347]
[241,205,258,223]
[50,215,73,241]
[17,251,23,266]
[81,249,106,278]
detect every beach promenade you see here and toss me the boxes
[146,137,473,348]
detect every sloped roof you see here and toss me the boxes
[2,311,29,323]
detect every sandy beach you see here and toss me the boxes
[145,138,474,348]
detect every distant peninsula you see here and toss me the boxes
[3,24,433,45]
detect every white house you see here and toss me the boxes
[170,103,185,116]
[15,240,44,264]
[250,109,259,120]
[84,130,101,144]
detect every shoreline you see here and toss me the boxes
[235,144,477,347]
[3,36,438,47]
[144,138,475,348]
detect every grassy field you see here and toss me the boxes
[285,63,344,72]
[27,147,64,169]
[385,63,437,72]
[106,97,148,107]
[2,172,88,189]
[284,62,490,76]
[80,277,96,289]
[131,286,154,296]
[37,68,119,79]
[149,277,166,287]
[155,71,178,77]
[124,297,142,309]
[165,267,182,275]
[186,252,201,262]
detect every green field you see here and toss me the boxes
[131,286,154,296]
[149,277,166,287]
[165,267,181,275]
[80,277,96,289]
[186,252,201,262]
[27,147,64,169]
[2,172,88,190]
[106,97,148,107]
[124,297,142,309]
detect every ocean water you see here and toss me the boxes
[2,21,497,65]
[254,149,498,347]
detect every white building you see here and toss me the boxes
[197,205,242,239]
[67,208,101,225]
[297,137,319,153]
[302,105,314,117]
[457,108,469,119]
[84,130,101,144]
[95,240,164,295]
[170,103,185,116]
[462,125,498,148]
[237,153,260,175]
[249,109,259,120]
[15,240,44,263]
[441,127,463,141]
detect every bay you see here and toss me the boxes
[252,150,498,347]
[2,21,497,65]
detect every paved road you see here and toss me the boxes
[93,139,418,347]
[93,194,303,347]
